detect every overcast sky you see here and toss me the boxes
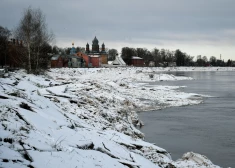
[1,0,235,60]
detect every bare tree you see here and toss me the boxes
[14,7,54,73]
[33,9,54,70]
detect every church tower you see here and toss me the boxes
[84,36,108,67]
[92,36,99,52]
[70,42,76,55]
[101,43,105,52]
[86,43,90,53]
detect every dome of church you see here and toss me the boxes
[70,42,76,55]
[92,36,99,45]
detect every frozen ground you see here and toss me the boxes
[0,67,225,168]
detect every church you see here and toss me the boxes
[77,36,108,67]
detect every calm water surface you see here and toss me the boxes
[138,71,235,168]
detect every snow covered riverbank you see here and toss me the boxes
[0,67,221,167]
[147,66,235,72]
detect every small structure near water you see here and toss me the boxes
[112,55,126,66]
[131,56,144,66]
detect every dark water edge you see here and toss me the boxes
[138,71,235,168]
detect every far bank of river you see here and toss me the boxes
[138,71,235,168]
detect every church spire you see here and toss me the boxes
[92,36,99,52]
[101,42,105,52]
[86,42,90,53]
[70,42,76,55]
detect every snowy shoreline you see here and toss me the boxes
[140,66,235,72]
[0,67,229,167]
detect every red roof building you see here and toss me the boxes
[51,55,63,68]
[131,56,144,66]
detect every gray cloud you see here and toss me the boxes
[1,0,235,59]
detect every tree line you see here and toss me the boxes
[106,47,233,67]
[0,7,234,74]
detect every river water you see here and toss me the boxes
[138,71,235,168]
